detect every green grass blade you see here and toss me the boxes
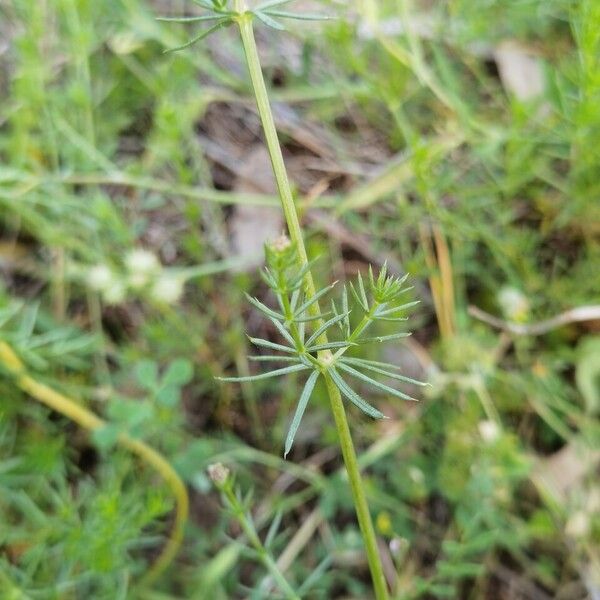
[284,369,320,458]
[329,369,386,419]
[337,362,417,402]
[217,363,307,382]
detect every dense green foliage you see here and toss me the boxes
[1,0,598,598]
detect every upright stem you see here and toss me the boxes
[222,484,300,600]
[236,12,389,599]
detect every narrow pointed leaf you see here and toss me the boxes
[376,300,420,316]
[265,508,284,549]
[264,10,331,20]
[298,319,305,344]
[248,355,300,363]
[255,0,294,10]
[191,0,217,8]
[294,283,336,318]
[294,311,331,322]
[290,288,301,312]
[329,369,385,418]
[305,311,351,347]
[248,337,295,353]
[260,267,278,289]
[357,271,369,309]
[284,370,320,457]
[341,357,428,386]
[254,11,286,30]
[337,362,417,401]
[244,293,285,321]
[375,316,409,322]
[289,257,320,290]
[157,14,224,22]
[163,19,229,52]
[349,281,367,312]
[267,315,297,347]
[306,341,356,353]
[217,363,308,382]
[341,286,350,336]
[357,332,412,343]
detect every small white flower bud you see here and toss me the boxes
[125,249,160,275]
[102,279,127,304]
[207,463,230,486]
[270,234,291,253]
[87,265,114,292]
[478,420,501,443]
[498,287,530,322]
[150,274,184,304]
[566,511,589,538]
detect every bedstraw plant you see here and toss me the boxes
[160,1,426,597]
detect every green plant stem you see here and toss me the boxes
[0,341,188,588]
[235,10,389,599]
[222,484,299,600]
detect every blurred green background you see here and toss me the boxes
[0,0,598,598]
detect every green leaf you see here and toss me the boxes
[92,424,121,451]
[284,370,320,458]
[156,14,225,22]
[254,11,286,30]
[264,10,331,21]
[376,301,420,316]
[156,384,181,407]
[163,358,194,386]
[336,362,417,402]
[245,293,285,321]
[217,363,308,382]
[294,283,336,318]
[294,311,331,322]
[329,368,385,419]
[306,341,356,353]
[341,357,428,386]
[248,355,300,362]
[266,314,297,347]
[135,359,158,389]
[248,336,296,353]
[357,332,412,344]
[290,289,301,312]
[255,0,294,10]
[260,267,278,289]
[289,257,320,290]
[163,19,230,53]
[341,285,350,336]
[305,312,351,347]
